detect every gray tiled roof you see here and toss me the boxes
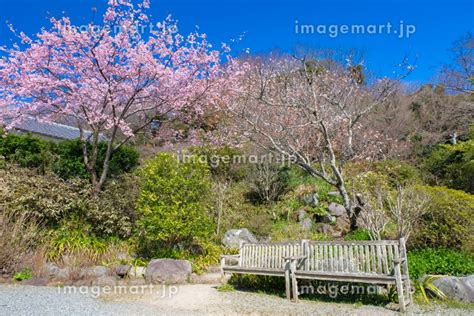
[13,117,106,141]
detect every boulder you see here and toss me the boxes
[79,266,109,279]
[300,218,313,231]
[328,202,346,217]
[335,215,351,234]
[222,228,258,248]
[321,214,336,223]
[301,192,319,207]
[43,263,70,281]
[293,208,307,222]
[315,223,332,235]
[114,265,132,278]
[129,266,146,279]
[93,276,118,287]
[145,259,192,284]
[432,275,474,303]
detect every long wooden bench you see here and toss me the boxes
[221,238,412,312]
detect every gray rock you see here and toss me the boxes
[294,208,307,222]
[301,192,319,207]
[321,214,336,223]
[93,276,118,287]
[222,228,258,248]
[129,266,146,279]
[79,266,109,279]
[327,191,340,197]
[432,275,474,303]
[145,259,192,284]
[300,218,313,231]
[43,263,60,279]
[328,202,346,217]
[127,278,147,286]
[315,223,332,234]
[55,268,71,281]
[114,265,132,278]
[335,215,351,233]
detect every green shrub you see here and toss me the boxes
[0,166,137,238]
[53,139,139,180]
[136,153,214,256]
[408,248,474,280]
[345,160,421,188]
[344,229,371,241]
[270,221,331,242]
[411,185,474,251]
[0,132,139,180]
[422,140,474,194]
[46,220,129,266]
[212,181,273,238]
[13,268,33,281]
[188,145,248,181]
[0,166,88,224]
[85,174,139,238]
[0,132,52,171]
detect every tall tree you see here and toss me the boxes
[0,0,233,191]
[439,32,474,94]
[225,54,411,228]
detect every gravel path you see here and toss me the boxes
[0,283,472,315]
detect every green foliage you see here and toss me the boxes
[1,166,138,238]
[214,181,274,237]
[0,132,52,171]
[408,248,474,280]
[345,160,421,188]
[411,185,474,251]
[344,229,371,241]
[85,174,139,238]
[53,139,139,180]
[188,145,248,181]
[229,274,286,294]
[422,140,474,194]
[13,268,33,281]
[217,283,236,292]
[47,224,110,262]
[136,153,214,255]
[0,132,139,180]
[417,275,447,303]
[270,221,331,242]
[0,166,88,225]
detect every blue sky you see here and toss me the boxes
[0,0,473,83]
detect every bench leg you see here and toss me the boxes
[285,263,291,300]
[394,263,406,312]
[290,260,298,302]
[404,278,412,306]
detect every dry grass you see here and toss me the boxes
[0,211,41,274]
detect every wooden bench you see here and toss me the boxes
[221,238,412,312]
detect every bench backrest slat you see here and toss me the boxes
[305,240,400,275]
[238,239,403,276]
[240,242,302,269]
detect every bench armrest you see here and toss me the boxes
[221,254,240,259]
[283,255,307,260]
[394,257,406,264]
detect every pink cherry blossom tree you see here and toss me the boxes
[0,0,234,192]
[225,54,412,228]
